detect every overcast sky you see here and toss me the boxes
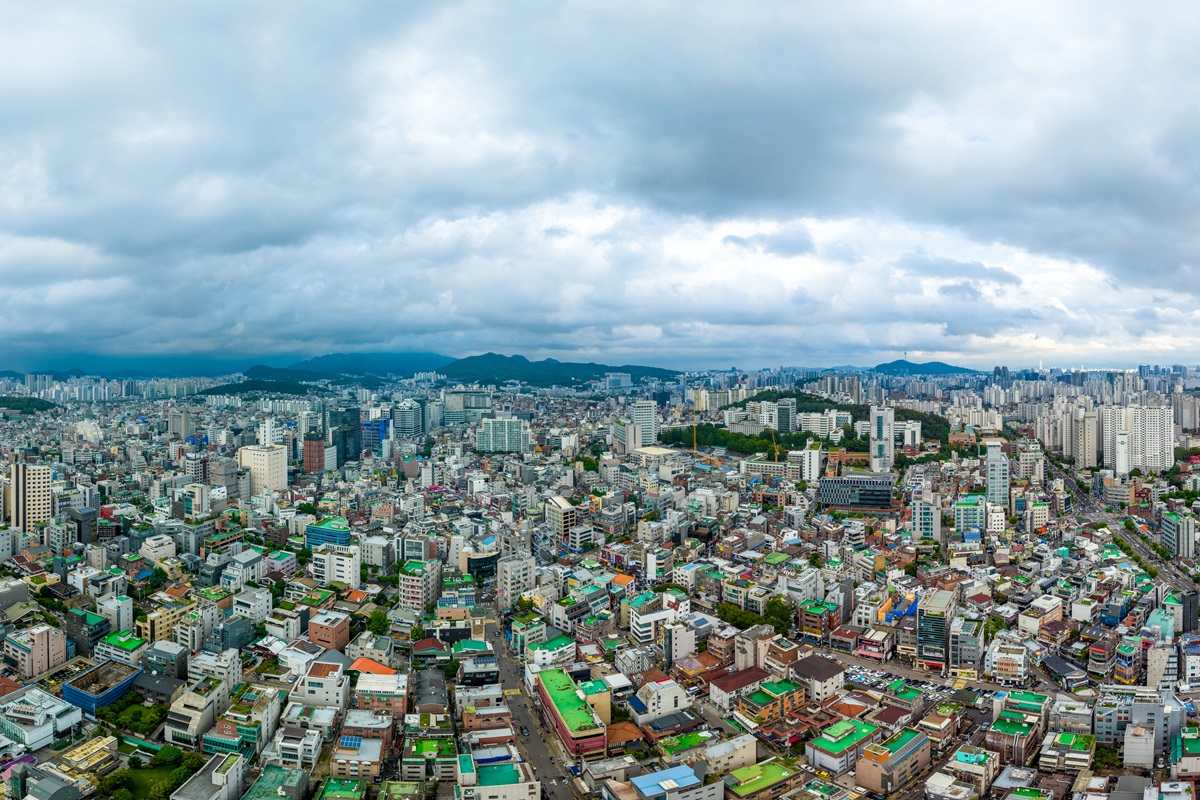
[2,2,1198,371]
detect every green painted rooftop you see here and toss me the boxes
[540,669,602,734]
[810,720,878,755]
[761,679,801,696]
[312,517,350,530]
[409,739,456,757]
[660,730,717,753]
[991,714,1033,736]
[528,634,574,651]
[101,630,146,650]
[477,764,521,786]
[728,763,795,797]
[319,778,367,800]
[881,728,921,753]
[1054,732,1094,751]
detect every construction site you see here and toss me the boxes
[61,659,142,714]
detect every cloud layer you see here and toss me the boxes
[1,1,1197,370]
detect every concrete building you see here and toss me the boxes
[806,720,882,775]
[855,728,932,794]
[311,544,361,590]
[4,624,67,678]
[870,407,895,473]
[237,445,287,496]
[309,611,351,652]
[917,590,957,673]
[10,463,51,533]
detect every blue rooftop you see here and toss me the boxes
[135,569,154,580]
[631,766,701,798]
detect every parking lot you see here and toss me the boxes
[35,657,95,695]
[844,665,999,706]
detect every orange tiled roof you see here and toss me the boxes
[350,657,396,675]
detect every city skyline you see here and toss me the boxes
[3,3,1198,368]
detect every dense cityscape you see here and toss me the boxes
[0,359,1196,800]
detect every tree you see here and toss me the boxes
[904,563,919,577]
[151,744,182,768]
[368,609,391,636]
[253,622,267,639]
[128,756,144,769]
[296,502,318,515]
[147,568,168,590]
[296,548,313,566]
[410,624,426,642]
[764,596,795,635]
[182,751,207,771]
[112,790,134,800]
[99,771,133,795]
[169,767,192,787]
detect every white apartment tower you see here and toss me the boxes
[985,442,1010,509]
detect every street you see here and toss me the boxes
[486,620,576,800]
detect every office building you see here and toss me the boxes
[326,406,362,464]
[870,407,895,473]
[238,444,287,496]
[630,400,661,445]
[391,400,423,440]
[917,591,957,673]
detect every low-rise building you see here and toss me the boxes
[722,761,804,800]
[805,720,881,775]
[855,728,932,794]
[1036,732,1094,772]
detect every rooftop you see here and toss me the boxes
[477,764,522,786]
[727,762,795,798]
[540,669,603,734]
[810,720,878,755]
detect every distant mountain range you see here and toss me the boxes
[287,352,455,376]
[440,353,678,387]
[873,359,976,376]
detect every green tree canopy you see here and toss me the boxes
[367,609,391,635]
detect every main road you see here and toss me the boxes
[485,619,576,800]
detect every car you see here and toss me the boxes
[521,726,530,736]
[802,765,816,773]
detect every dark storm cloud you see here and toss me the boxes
[0,1,1196,368]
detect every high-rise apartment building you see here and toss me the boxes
[10,463,51,534]
[985,442,1009,509]
[1074,410,1098,470]
[237,444,287,496]
[476,418,530,453]
[302,434,325,473]
[869,407,895,473]
[1101,405,1173,473]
